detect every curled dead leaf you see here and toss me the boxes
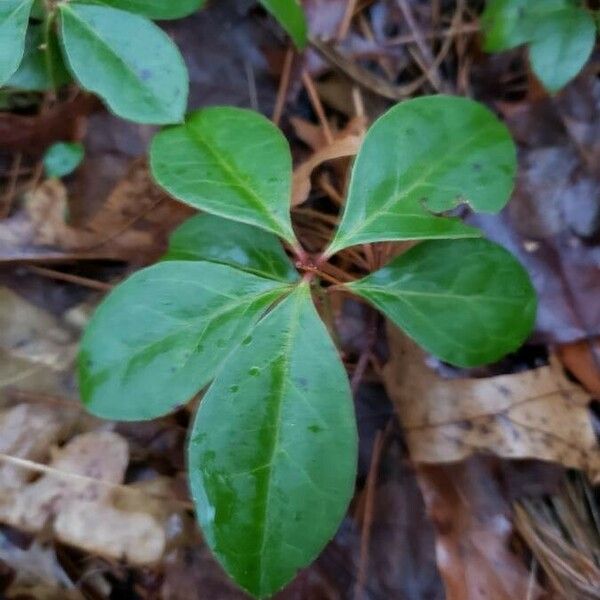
[383,326,600,482]
[290,115,366,207]
[0,160,190,264]
[291,133,363,206]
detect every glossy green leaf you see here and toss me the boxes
[151,107,298,245]
[482,0,596,92]
[58,3,188,124]
[163,213,299,283]
[260,0,307,49]
[43,142,85,178]
[529,7,596,92]
[79,261,290,421]
[325,96,516,256]
[7,25,71,91]
[0,0,34,85]
[348,239,536,367]
[482,0,537,51]
[87,0,205,20]
[189,284,357,598]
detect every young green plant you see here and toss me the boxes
[0,0,307,123]
[79,95,536,598]
[482,0,598,92]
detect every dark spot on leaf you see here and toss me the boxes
[295,377,308,390]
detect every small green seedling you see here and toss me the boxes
[43,140,84,178]
[260,0,307,48]
[79,95,536,598]
[0,0,307,124]
[482,0,598,92]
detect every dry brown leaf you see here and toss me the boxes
[417,459,542,600]
[1,160,191,263]
[54,500,166,564]
[0,538,84,600]
[0,431,168,565]
[383,326,600,482]
[0,404,73,490]
[0,95,96,154]
[0,287,77,405]
[557,339,600,395]
[290,115,366,207]
[291,133,363,206]
[25,179,152,256]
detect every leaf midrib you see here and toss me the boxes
[184,125,294,242]
[256,287,305,594]
[354,284,523,305]
[331,122,497,250]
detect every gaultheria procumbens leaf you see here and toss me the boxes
[481,0,536,51]
[0,0,34,85]
[79,262,290,420]
[151,107,298,245]
[88,0,205,20]
[43,142,84,178]
[528,7,595,92]
[189,284,357,598]
[325,95,517,256]
[58,3,188,124]
[482,0,596,92]
[260,0,307,49]
[348,239,536,367]
[8,25,72,91]
[163,213,299,283]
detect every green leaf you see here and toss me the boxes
[58,3,188,124]
[482,0,536,51]
[78,261,290,421]
[163,213,299,283]
[0,0,34,85]
[188,284,357,598]
[326,96,516,256]
[151,107,298,245]
[529,7,596,92]
[348,238,536,367]
[482,0,596,92]
[43,142,85,178]
[86,0,205,20]
[30,0,45,20]
[260,0,307,49]
[8,24,72,91]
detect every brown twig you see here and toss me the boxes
[338,0,359,41]
[302,69,334,144]
[272,46,295,125]
[0,452,194,510]
[28,265,113,291]
[353,429,385,600]
[0,152,22,219]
